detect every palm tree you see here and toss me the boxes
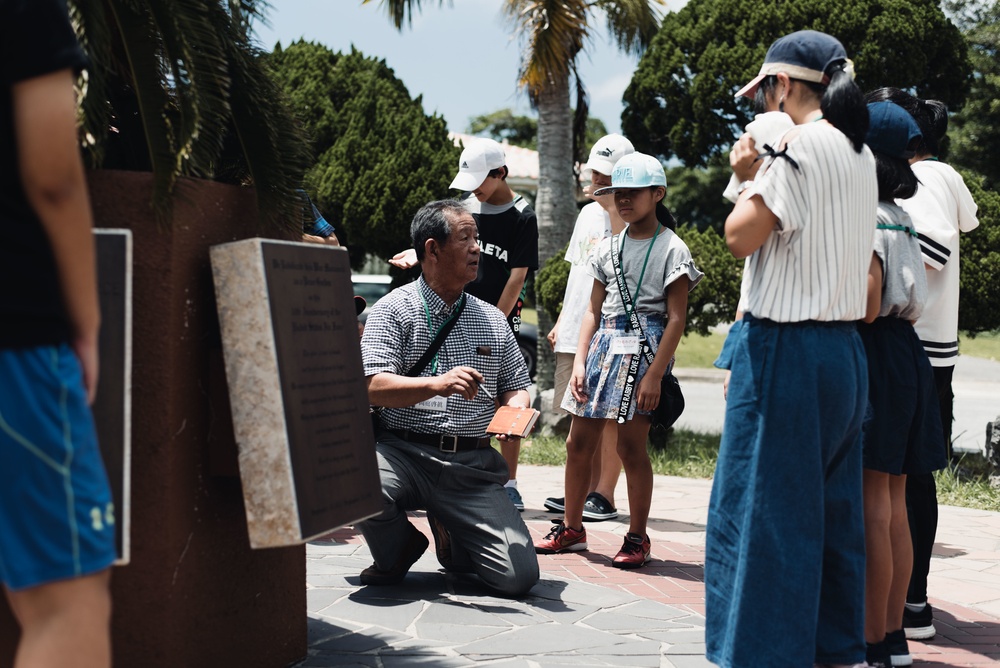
[364,0,663,388]
[68,0,310,230]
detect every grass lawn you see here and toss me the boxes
[515,429,1000,512]
[960,330,1000,362]
[518,310,999,511]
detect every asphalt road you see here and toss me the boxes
[673,356,1000,455]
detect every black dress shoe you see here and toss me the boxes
[359,525,429,586]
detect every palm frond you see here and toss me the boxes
[145,0,232,180]
[104,0,178,217]
[360,0,453,30]
[69,0,116,167]
[592,0,665,56]
[210,7,310,233]
[503,0,589,100]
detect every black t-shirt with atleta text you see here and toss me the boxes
[462,193,538,332]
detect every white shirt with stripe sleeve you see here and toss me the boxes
[743,122,877,322]
[897,159,979,367]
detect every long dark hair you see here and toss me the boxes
[865,87,948,156]
[872,152,919,201]
[755,63,868,153]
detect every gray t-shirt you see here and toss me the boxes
[874,202,928,321]
[589,227,703,317]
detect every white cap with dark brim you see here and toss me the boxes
[449,139,506,191]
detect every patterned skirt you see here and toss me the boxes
[560,313,667,421]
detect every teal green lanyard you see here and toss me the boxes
[617,223,661,321]
[877,223,918,238]
[420,292,464,374]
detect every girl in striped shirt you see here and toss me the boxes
[706,31,876,668]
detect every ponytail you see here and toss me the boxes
[864,88,948,156]
[656,201,678,231]
[817,64,868,153]
[918,99,948,156]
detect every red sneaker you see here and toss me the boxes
[534,521,587,554]
[612,532,651,569]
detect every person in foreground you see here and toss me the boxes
[705,30,876,668]
[358,200,539,597]
[857,100,946,668]
[535,152,702,569]
[1,1,117,666]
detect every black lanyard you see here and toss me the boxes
[610,226,662,423]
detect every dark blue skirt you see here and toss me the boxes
[858,317,947,475]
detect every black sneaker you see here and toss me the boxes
[902,602,936,640]
[866,639,891,668]
[885,628,912,666]
[543,496,565,512]
[582,492,618,521]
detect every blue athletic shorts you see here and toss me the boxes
[0,344,116,591]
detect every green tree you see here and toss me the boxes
[365,0,663,390]
[622,0,972,166]
[468,109,540,150]
[959,170,1000,334]
[665,158,733,234]
[946,1,1000,189]
[69,0,310,229]
[266,41,460,268]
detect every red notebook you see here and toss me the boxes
[487,406,540,438]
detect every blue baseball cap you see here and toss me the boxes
[592,153,667,196]
[736,30,849,99]
[866,101,922,159]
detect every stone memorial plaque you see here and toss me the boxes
[92,229,132,563]
[210,238,380,548]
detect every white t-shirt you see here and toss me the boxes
[554,202,612,353]
[745,122,877,322]
[897,159,979,367]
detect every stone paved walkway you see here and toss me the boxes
[301,465,1000,667]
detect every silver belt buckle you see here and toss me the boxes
[439,434,459,453]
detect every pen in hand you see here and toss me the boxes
[475,377,495,400]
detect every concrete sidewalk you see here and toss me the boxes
[301,464,1000,667]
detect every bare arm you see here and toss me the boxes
[636,278,689,412]
[388,248,418,270]
[726,194,778,259]
[14,69,100,402]
[367,366,484,408]
[865,254,883,324]
[569,280,606,403]
[547,308,562,351]
[496,266,528,319]
[302,232,340,247]
[726,133,777,259]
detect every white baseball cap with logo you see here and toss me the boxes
[583,134,635,176]
[592,152,667,196]
[449,139,506,191]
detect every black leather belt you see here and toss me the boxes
[388,428,491,453]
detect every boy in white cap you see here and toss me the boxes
[390,138,538,511]
[544,134,634,522]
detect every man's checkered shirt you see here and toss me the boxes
[361,276,531,438]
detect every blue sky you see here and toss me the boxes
[255,0,686,136]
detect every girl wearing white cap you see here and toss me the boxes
[705,30,876,668]
[534,152,702,568]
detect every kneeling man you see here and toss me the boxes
[358,200,539,597]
